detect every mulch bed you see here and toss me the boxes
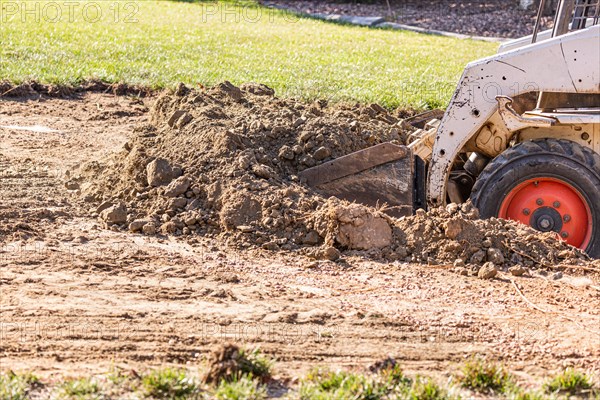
[263,0,555,38]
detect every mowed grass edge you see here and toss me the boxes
[0,0,498,109]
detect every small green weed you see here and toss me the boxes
[213,374,267,400]
[457,357,512,394]
[408,377,451,400]
[141,368,201,399]
[543,368,595,396]
[299,367,401,400]
[58,377,101,399]
[0,372,40,400]
[237,348,273,380]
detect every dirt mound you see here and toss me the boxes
[314,199,588,268]
[76,82,589,269]
[78,81,405,250]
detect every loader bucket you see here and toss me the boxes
[299,143,417,217]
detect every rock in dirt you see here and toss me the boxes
[146,158,176,187]
[313,146,331,161]
[470,250,487,264]
[478,262,498,279]
[164,176,190,197]
[100,203,127,224]
[509,265,528,276]
[329,202,392,250]
[160,221,177,234]
[321,246,340,261]
[142,222,157,235]
[487,248,505,265]
[128,219,147,232]
[251,163,275,180]
[218,81,243,102]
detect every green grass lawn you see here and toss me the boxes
[0,0,497,109]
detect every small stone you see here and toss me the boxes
[320,246,340,261]
[313,146,331,161]
[552,271,563,280]
[129,219,147,232]
[175,112,193,129]
[303,230,321,245]
[251,164,275,179]
[262,241,279,251]
[293,116,307,128]
[96,200,113,214]
[446,203,459,215]
[478,262,498,279]
[487,248,505,265]
[301,155,316,167]
[470,250,486,264]
[461,202,474,213]
[142,222,157,235]
[415,209,426,218]
[100,203,127,224]
[458,268,469,276]
[299,130,314,142]
[278,145,295,160]
[236,225,254,233]
[168,197,187,210]
[160,221,177,234]
[444,218,466,240]
[292,144,303,154]
[510,253,523,265]
[184,215,197,226]
[453,259,465,268]
[147,158,175,187]
[508,265,528,276]
[167,110,186,127]
[164,176,190,197]
[482,238,493,248]
[65,180,80,190]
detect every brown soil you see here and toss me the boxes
[1,88,599,389]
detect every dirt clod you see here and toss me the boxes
[100,203,127,224]
[478,262,498,279]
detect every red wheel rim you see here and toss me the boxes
[499,178,592,249]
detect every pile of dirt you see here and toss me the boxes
[314,199,588,271]
[77,81,406,249]
[76,82,589,269]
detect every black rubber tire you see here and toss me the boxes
[471,139,600,258]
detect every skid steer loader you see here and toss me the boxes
[300,0,600,257]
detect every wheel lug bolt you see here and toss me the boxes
[536,198,544,206]
[561,231,569,239]
[523,208,531,216]
[563,214,571,222]
[553,201,560,208]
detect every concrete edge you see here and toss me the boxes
[262,2,509,43]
